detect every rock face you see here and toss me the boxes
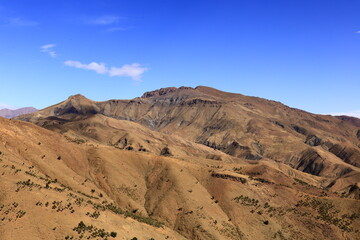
[290,149,324,176]
[305,135,322,146]
[305,135,321,146]
[328,144,360,167]
[292,125,308,135]
[141,87,180,98]
[224,141,262,160]
[346,184,360,199]
[0,107,37,118]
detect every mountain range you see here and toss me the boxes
[0,86,359,240]
[0,107,37,118]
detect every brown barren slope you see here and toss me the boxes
[2,86,359,239]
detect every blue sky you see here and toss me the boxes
[0,0,359,117]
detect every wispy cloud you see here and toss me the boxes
[328,110,360,118]
[64,61,107,74]
[3,17,38,27]
[104,27,127,32]
[356,31,360,34]
[0,103,17,110]
[64,60,148,82]
[41,44,57,58]
[87,15,120,25]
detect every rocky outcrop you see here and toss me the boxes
[357,130,360,140]
[289,149,324,176]
[198,140,262,160]
[224,141,262,160]
[199,141,222,150]
[183,98,221,107]
[328,144,360,167]
[272,121,284,128]
[141,87,178,98]
[340,184,360,200]
[160,146,172,156]
[141,87,194,98]
[291,125,308,135]
[305,135,322,146]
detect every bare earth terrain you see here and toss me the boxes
[1,86,359,239]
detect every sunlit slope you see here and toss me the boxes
[18,86,360,179]
[10,86,360,239]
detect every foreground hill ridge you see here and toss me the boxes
[1,86,359,239]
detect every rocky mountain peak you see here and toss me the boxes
[141,86,195,98]
[67,94,89,101]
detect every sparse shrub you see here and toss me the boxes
[88,210,100,219]
[160,147,172,156]
[232,167,243,174]
[233,195,259,207]
[254,178,271,184]
[105,203,163,228]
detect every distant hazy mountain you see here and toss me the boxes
[0,107,37,118]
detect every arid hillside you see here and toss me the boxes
[1,86,359,239]
[19,86,360,181]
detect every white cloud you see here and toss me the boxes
[41,44,56,50]
[109,63,148,81]
[357,31,360,34]
[64,60,107,74]
[328,110,360,118]
[41,44,57,58]
[89,15,120,25]
[64,60,148,81]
